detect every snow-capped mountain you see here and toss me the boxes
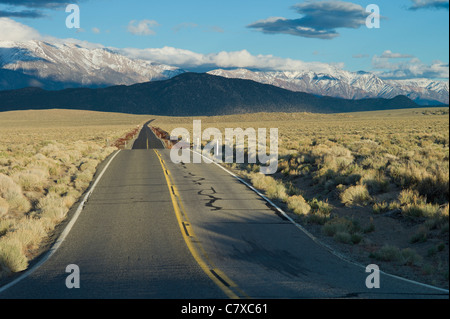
[0,40,184,90]
[0,40,448,105]
[207,69,449,105]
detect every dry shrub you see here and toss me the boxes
[323,217,355,237]
[306,199,332,225]
[39,142,65,157]
[0,219,13,236]
[0,173,31,215]
[0,238,28,273]
[250,173,288,201]
[372,201,389,214]
[0,216,48,274]
[371,245,423,266]
[416,170,449,204]
[12,168,48,192]
[311,144,354,172]
[361,169,390,194]
[0,197,9,217]
[402,203,441,218]
[7,218,47,251]
[79,159,99,172]
[74,171,94,191]
[340,185,372,206]
[397,188,443,219]
[63,192,78,209]
[442,204,449,217]
[286,195,311,216]
[37,192,68,223]
[371,245,401,262]
[398,189,426,206]
[390,164,449,204]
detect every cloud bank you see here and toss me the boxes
[372,50,449,79]
[118,46,343,73]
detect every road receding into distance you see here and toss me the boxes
[0,123,448,299]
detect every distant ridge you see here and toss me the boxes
[0,72,427,116]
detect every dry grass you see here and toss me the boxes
[0,109,149,278]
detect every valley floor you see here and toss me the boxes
[0,108,448,291]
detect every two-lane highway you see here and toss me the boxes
[0,124,448,299]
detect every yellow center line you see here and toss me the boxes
[154,149,248,299]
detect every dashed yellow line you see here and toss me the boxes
[154,150,248,299]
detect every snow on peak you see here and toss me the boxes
[0,40,184,88]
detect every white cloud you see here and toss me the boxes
[118,46,343,73]
[0,17,106,50]
[372,52,449,79]
[0,17,43,41]
[127,20,159,36]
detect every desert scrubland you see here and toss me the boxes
[0,107,448,289]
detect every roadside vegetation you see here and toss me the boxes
[153,107,449,289]
[0,110,148,278]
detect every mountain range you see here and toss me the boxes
[0,72,424,116]
[207,69,449,106]
[0,40,448,106]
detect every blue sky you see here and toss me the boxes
[0,0,448,79]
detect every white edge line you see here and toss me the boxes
[187,149,449,294]
[0,150,121,294]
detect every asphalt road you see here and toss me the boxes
[0,124,448,299]
[132,121,165,150]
